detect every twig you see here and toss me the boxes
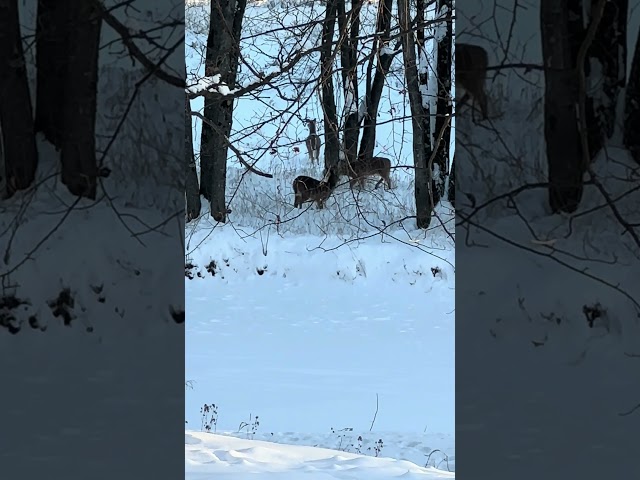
[369,393,379,432]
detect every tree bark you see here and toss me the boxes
[60,0,101,199]
[624,30,640,164]
[592,0,627,139]
[185,93,201,221]
[199,0,247,222]
[35,0,68,149]
[398,0,431,228]
[541,0,584,213]
[358,0,394,162]
[433,0,452,207]
[337,0,362,168]
[447,153,455,208]
[320,0,340,170]
[0,0,39,197]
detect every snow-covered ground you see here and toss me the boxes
[186,431,454,478]
[186,0,455,477]
[456,2,640,477]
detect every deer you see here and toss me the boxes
[303,119,321,165]
[292,165,339,209]
[456,43,489,123]
[336,156,392,190]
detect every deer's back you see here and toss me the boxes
[293,175,322,191]
[456,43,488,79]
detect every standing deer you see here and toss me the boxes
[337,156,392,190]
[292,166,339,209]
[304,119,321,165]
[456,43,489,122]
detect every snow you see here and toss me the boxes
[186,0,455,477]
[185,431,454,479]
[457,1,640,476]
[188,74,240,96]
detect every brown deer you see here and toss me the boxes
[456,43,489,122]
[337,156,392,190]
[292,166,339,209]
[304,119,321,165]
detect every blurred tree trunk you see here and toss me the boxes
[358,0,394,162]
[592,0,627,139]
[185,92,201,221]
[0,0,38,197]
[433,0,452,207]
[541,0,583,213]
[398,0,431,228]
[624,30,640,164]
[320,0,340,170]
[336,0,362,168]
[199,0,247,222]
[447,153,455,208]
[34,0,68,149]
[60,0,101,199]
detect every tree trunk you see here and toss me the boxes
[591,0,627,139]
[398,0,431,228]
[358,0,394,162]
[60,0,101,199]
[433,0,452,207]
[320,0,340,170]
[35,0,68,149]
[0,0,38,197]
[199,0,247,222]
[541,0,584,213]
[185,93,201,221]
[447,153,455,208]
[624,30,640,164]
[337,0,362,168]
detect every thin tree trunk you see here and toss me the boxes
[447,153,455,208]
[433,0,452,207]
[591,0,627,139]
[624,30,640,164]
[398,0,430,228]
[337,0,362,169]
[320,0,340,170]
[60,0,101,199]
[0,0,38,197]
[541,0,584,213]
[185,92,201,221]
[358,0,394,162]
[35,0,68,148]
[199,0,247,222]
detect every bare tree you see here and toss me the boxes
[34,0,68,148]
[540,0,584,213]
[60,0,102,199]
[399,0,431,228]
[433,0,452,206]
[0,0,38,197]
[186,89,202,222]
[199,0,248,222]
[320,0,341,169]
[624,29,640,164]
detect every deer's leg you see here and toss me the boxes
[374,177,384,189]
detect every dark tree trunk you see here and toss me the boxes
[320,0,340,170]
[447,153,455,208]
[60,0,101,199]
[541,0,584,213]
[624,30,640,164]
[199,0,247,222]
[592,0,627,139]
[337,0,362,168]
[185,93,201,221]
[398,0,430,229]
[567,0,603,160]
[433,0,452,207]
[35,0,68,148]
[0,0,38,197]
[358,0,394,162]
